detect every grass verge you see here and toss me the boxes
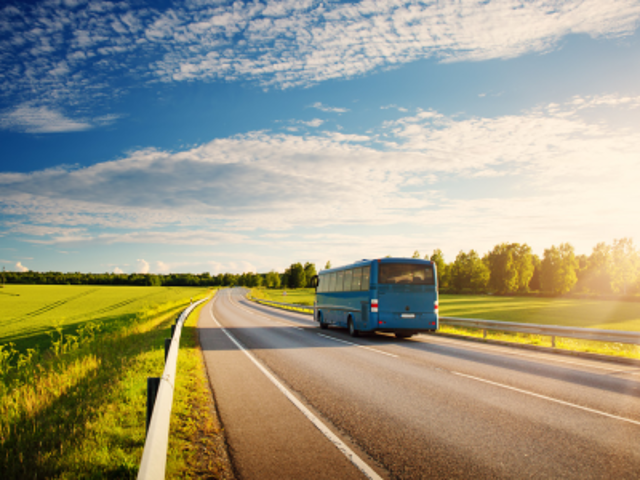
[166,297,234,479]
[0,290,230,479]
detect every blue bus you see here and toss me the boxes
[314,258,438,338]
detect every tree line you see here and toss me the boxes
[0,263,319,290]
[3,238,637,297]
[421,237,639,296]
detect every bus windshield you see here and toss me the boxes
[378,263,435,285]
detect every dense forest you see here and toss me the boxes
[3,238,638,297]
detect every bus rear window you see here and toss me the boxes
[378,263,435,285]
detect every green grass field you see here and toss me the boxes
[0,285,210,355]
[252,288,640,331]
[0,285,221,478]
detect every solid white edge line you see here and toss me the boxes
[452,371,640,427]
[209,305,383,480]
[316,332,399,358]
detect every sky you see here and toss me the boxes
[1,0,639,276]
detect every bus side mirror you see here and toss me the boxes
[310,275,319,290]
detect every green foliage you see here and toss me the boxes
[412,250,421,259]
[540,243,578,295]
[288,263,306,289]
[303,262,317,287]
[324,261,332,270]
[450,250,489,293]
[611,238,639,295]
[429,249,448,288]
[485,243,534,294]
[265,271,281,288]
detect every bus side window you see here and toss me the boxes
[328,273,336,292]
[361,266,370,289]
[352,268,362,291]
[343,269,353,292]
[336,270,344,292]
[318,275,325,293]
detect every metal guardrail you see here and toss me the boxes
[249,296,640,346]
[137,296,210,480]
[441,317,640,346]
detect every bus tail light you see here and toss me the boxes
[434,301,439,312]
[371,299,379,313]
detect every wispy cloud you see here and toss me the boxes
[1,93,638,255]
[0,105,92,133]
[309,102,349,113]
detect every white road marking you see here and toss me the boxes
[425,334,639,375]
[316,333,399,358]
[209,305,383,480]
[229,292,396,358]
[228,295,306,330]
[452,371,640,427]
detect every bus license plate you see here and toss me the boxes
[401,313,415,318]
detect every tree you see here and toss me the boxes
[304,262,317,287]
[288,263,306,289]
[265,270,281,288]
[324,261,331,270]
[485,243,534,294]
[540,243,578,295]
[429,249,447,288]
[450,250,489,293]
[412,250,421,259]
[611,238,639,295]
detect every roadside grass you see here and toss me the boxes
[438,294,640,331]
[251,287,315,306]
[0,288,217,479]
[167,296,234,479]
[251,289,640,360]
[0,285,210,356]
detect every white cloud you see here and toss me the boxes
[309,102,349,113]
[136,259,150,274]
[113,267,124,274]
[1,0,639,113]
[0,105,92,133]
[1,93,638,256]
[301,118,324,127]
[15,261,29,272]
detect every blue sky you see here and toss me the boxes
[1,0,639,275]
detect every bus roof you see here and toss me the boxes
[319,257,433,275]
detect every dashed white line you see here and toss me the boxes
[452,371,640,427]
[209,305,383,480]
[316,332,399,358]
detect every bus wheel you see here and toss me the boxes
[319,313,328,330]
[348,319,359,338]
[395,332,413,339]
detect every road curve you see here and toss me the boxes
[198,288,640,479]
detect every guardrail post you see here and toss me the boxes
[146,377,161,435]
[482,329,487,339]
[551,336,556,348]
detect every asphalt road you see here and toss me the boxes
[198,288,640,479]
